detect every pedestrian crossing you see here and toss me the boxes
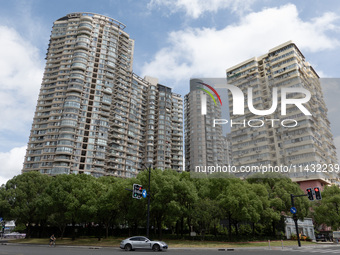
[284,248,340,254]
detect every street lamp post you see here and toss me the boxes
[290,193,307,247]
[146,166,151,238]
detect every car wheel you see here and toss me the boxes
[124,244,132,251]
[152,244,160,251]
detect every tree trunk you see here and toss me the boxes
[105,223,109,239]
[234,222,238,236]
[154,219,157,235]
[97,223,102,241]
[187,217,191,237]
[157,218,162,240]
[181,217,184,238]
[58,224,66,239]
[201,222,206,241]
[72,221,76,241]
[25,223,31,239]
[228,214,232,240]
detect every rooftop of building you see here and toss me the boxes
[56,12,126,30]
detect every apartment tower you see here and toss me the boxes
[22,13,183,177]
[226,41,338,182]
[184,79,226,172]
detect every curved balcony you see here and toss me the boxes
[63,101,81,109]
[71,62,87,71]
[54,155,72,162]
[80,14,93,22]
[59,127,77,134]
[67,84,83,93]
[55,146,74,155]
[69,72,85,81]
[60,119,78,128]
[78,22,93,31]
[73,51,89,58]
[76,37,90,44]
[75,42,90,50]
[77,29,92,36]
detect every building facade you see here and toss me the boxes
[184,79,226,172]
[22,13,183,178]
[285,217,315,240]
[143,76,183,171]
[226,41,338,181]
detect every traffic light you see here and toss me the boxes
[132,184,143,199]
[306,188,314,201]
[314,187,322,200]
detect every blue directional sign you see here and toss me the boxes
[0,217,2,222]
[290,207,297,214]
[142,189,147,198]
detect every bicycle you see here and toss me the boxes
[49,239,56,247]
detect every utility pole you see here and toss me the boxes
[290,187,322,247]
[290,194,307,247]
[146,166,151,238]
[127,164,152,238]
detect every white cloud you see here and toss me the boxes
[148,0,256,18]
[0,146,26,186]
[0,25,44,133]
[142,4,340,84]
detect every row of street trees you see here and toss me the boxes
[0,170,338,240]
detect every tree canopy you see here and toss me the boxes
[0,171,322,240]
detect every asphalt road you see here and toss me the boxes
[1,244,340,255]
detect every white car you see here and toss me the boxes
[120,236,168,251]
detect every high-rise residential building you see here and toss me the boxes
[226,41,338,182]
[184,79,225,172]
[143,77,183,171]
[22,12,183,178]
[222,134,232,166]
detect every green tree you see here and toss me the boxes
[118,177,146,236]
[192,197,219,240]
[191,177,225,239]
[3,172,51,238]
[217,180,264,239]
[44,174,98,239]
[95,176,126,238]
[173,172,198,237]
[314,185,340,230]
[0,184,11,221]
[247,173,310,236]
[137,169,182,239]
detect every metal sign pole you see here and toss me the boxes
[146,166,151,238]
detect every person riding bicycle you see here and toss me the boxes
[49,234,56,246]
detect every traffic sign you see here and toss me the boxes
[142,189,147,198]
[290,207,297,214]
[0,217,3,222]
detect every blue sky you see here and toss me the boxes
[0,0,340,184]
